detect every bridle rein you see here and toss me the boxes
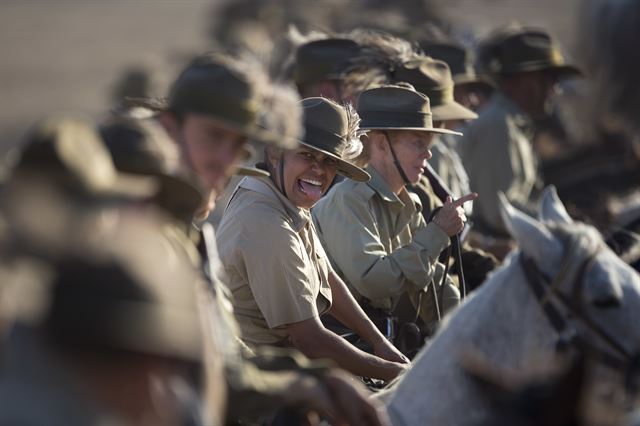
[520,232,640,393]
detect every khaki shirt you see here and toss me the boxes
[165,217,334,422]
[459,92,542,236]
[216,176,332,347]
[312,166,450,312]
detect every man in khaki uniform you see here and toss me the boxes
[217,97,409,382]
[312,85,476,337]
[393,56,477,210]
[416,43,492,216]
[0,117,206,426]
[393,57,499,291]
[115,55,389,426]
[459,27,581,246]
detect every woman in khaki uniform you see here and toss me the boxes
[217,97,409,382]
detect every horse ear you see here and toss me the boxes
[540,186,573,225]
[498,192,562,273]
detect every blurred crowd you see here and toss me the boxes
[0,0,639,425]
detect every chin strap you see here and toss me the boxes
[382,131,411,186]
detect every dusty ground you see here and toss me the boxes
[0,0,580,152]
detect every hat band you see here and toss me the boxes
[494,55,569,74]
[293,64,346,85]
[359,110,434,130]
[301,125,346,157]
[415,85,455,108]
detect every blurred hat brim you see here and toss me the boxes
[235,165,270,177]
[497,63,583,79]
[124,97,297,149]
[431,100,478,122]
[453,74,496,89]
[109,173,160,199]
[359,124,462,137]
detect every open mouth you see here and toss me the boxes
[297,177,324,200]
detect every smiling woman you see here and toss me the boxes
[215,97,410,381]
[265,146,338,209]
[264,97,370,209]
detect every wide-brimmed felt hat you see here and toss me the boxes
[39,228,204,362]
[478,27,582,78]
[293,38,362,86]
[112,101,268,180]
[123,55,298,151]
[394,57,478,122]
[117,100,269,174]
[299,98,370,182]
[420,41,495,89]
[99,117,208,222]
[357,85,463,136]
[128,54,295,149]
[14,116,158,199]
[169,54,292,147]
[235,165,269,177]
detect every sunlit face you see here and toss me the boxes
[386,130,435,185]
[175,114,248,198]
[271,147,339,209]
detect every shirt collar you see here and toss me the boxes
[366,165,402,204]
[238,175,310,231]
[365,165,421,215]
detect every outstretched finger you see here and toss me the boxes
[452,192,478,207]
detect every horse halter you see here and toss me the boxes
[520,231,640,393]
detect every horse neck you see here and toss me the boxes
[448,253,559,369]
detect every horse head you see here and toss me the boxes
[383,188,640,426]
[498,186,640,391]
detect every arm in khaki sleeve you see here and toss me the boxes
[314,193,450,302]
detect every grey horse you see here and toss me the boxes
[382,187,640,426]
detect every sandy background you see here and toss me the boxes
[0,0,580,151]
